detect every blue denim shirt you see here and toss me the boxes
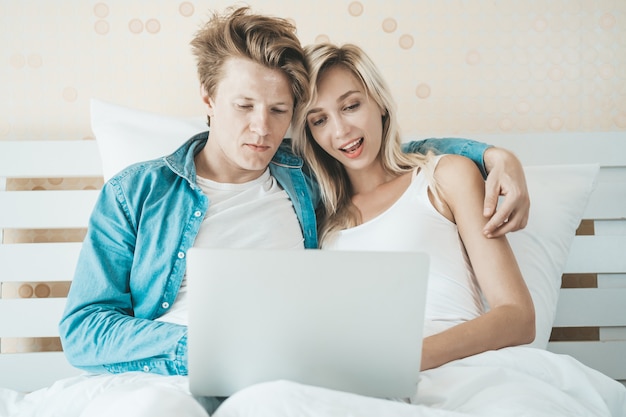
[59,132,489,375]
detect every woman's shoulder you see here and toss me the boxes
[433,153,482,183]
[431,154,484,210]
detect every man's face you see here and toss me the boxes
[199,57,294,183]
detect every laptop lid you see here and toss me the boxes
[187,248,429,399]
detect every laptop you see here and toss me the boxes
[186,248,430,399]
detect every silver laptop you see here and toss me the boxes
[186,248,430,399]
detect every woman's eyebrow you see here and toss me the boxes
[307,90,360,116]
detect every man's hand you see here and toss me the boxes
[482,147,530,238]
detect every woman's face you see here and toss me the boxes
[306,65,384,173]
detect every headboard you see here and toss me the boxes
[1,133,625,392]
[479,132,626,382]
[0,141,102,391]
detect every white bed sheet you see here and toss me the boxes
[2,347,625,417]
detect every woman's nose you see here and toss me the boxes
[333,117,350,139]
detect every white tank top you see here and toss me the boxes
[157,168,304,324]
[323,162,484,337]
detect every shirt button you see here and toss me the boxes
[162,302,170,309]
[194,210,202,217]
[178,251,185,259]
[143,366,150,372]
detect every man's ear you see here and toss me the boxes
[200,85,215,118]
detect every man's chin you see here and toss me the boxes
[241,160,273,175]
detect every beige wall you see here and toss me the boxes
[2,0,625,141]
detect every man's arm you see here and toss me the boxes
[58,183,188,375]
[402,138,530,237]
[402,138,491,177]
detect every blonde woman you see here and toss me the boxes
[293,43,535,371]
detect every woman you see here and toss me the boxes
[292,43,535,370]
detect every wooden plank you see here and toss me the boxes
[0,141,102,178]
[594,220,626,235]
[601,327,626,341]
[598,273,626,288]
[547,340,626,380]
[553,288,626,327]
[458,132,626,167]
[583,180,626,220]
[0,190,98,229]
[0,298,66,337]
[564,236,626,273]
[0,352,83,392]
[0,242,82,282]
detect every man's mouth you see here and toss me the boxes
[340,138,363,154]
[246,143,270,152]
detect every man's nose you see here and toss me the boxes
[250,109,270,136]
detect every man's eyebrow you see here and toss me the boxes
[306,90,360,116]
[235,96,291,106]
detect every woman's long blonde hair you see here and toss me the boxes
[293,43,435,245]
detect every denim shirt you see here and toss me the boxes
[59,132,489,376]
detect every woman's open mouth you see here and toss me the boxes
[340,138,363,154]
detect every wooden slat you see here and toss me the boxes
[601,327,626,341]
[0,352,83,392]
[0,190,98,229]
[0,140,102,178]
[0,242,82,282]
[564,236,626,273]
[0,298,66,337]
[598,273,626,288]
[462,132,626,167]
[595,220,626,235]
[547,340,626,381]
[553,288,626,327]
[583,179,626,220]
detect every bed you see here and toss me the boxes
[1,100,625,416]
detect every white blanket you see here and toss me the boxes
[214,347,626,417]
[3,347,625,417]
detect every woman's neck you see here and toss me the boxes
[346,161,392,196]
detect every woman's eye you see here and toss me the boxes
[309,117,325,127]
[345,102,360,111]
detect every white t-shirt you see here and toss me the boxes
[157,168,304,324]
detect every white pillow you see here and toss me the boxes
[90,99,599,349]
[507,164,599,349]
[90,99,206,181]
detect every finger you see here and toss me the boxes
[483,182,500,217]
[483,209,511,237]
[485,207,530,237]
[485,219,515,238]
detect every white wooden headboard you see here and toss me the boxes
[0,141,101,392]
[1,133,625,392]
[478,133,626,383]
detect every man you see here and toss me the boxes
[58,6,529,416]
